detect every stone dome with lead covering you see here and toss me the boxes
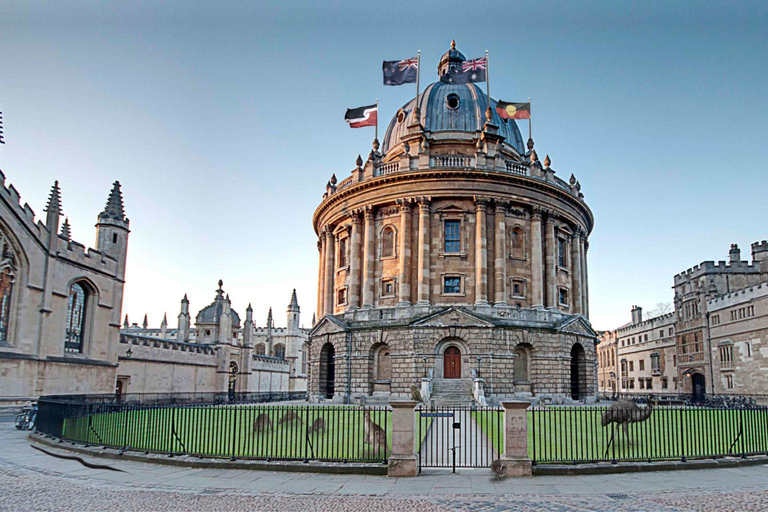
[381,82,526,155]
[196,280,241,327]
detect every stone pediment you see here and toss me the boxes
[558,316,597,337]
[411,307,495,328]
[308,315,349,337]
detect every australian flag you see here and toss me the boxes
[382,57,418,86]
[440,56,487,85]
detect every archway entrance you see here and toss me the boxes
[444,346,461,379]
[320,342,336,398]
[691,373,706,402]
[228,361,238,401]
[570,344,586,400]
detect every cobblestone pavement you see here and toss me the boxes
[1,426,768,511]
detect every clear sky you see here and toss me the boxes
[1,1,767,330]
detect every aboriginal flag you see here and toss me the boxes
[345,104,378,128]
[495,101,530,120]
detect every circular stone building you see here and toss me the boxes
[309,43,597,405]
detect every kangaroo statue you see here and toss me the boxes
[278,410,304,426]
[307,417,325,435]
[253,413,273,434]
[363,410,389,458]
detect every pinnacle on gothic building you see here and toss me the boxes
[44,181,63,215]
[288,288,300,312]
[99,181,128,222]
[59,218,71,241]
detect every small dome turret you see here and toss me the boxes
[438,39,466,76]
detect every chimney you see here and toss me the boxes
[729,244,741,264]
[631,305,643,325]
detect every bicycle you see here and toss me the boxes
[14,402,37,431]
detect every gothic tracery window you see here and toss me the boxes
[274,343,286,359]
[0,237,17,344]
[65,282,88,353]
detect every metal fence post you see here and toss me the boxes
[387,400,418,477]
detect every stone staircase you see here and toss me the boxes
[429,378,473,407]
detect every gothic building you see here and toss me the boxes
[0,171,129,402]
[309,43,597,404]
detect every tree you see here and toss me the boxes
[647,302,672,318]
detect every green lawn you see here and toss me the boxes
[474,407,768,464]
[62,405,391,462]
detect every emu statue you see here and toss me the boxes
[253,413,273,435]
[307,417,325,435]
[410,384,424,404]
[363,410,389,457]
[602,399,654,455]
[278,410,304,426]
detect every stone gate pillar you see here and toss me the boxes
[500,401,532,476]
[388,400,418,477]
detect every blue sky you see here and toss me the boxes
[1,1,767,330]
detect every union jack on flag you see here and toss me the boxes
[462,57,487,72]
[398,57,418,71]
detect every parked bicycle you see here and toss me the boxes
[14,402,37,431]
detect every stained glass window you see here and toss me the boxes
[65,282,87,353]
[0,268,13,343]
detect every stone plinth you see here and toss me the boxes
[388,400,418,477]
[500,401,533,477]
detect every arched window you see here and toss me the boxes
[274,343,286,359]
[514,343,532,383]
[65,282,89,353]
[510,227,524,259]
[255,343,266,356]
[376,345,391,381]
[0,237,17,344]
[381,226,396,258]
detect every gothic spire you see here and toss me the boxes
[143,313,148,329]
[59,217,71,241]
[267,307,273,328]
[99,181,127,222]
[44,181,63,216]
[288,288,299,311]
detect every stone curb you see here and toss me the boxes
[29,433,388,475]
[534,455,768,475]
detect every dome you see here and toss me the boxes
[437,39,465,76]
[381,81,525,155]
[195,282,241,327]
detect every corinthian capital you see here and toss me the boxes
[363,205,375,220]
[473,196,490,210]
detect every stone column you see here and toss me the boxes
[324,228,335,316]
[387,400,418,477]
[583,238,590,318]
[348,212,362,309]
[397,199,412,305]
[362,206,376,308]
[474,197,489,305]
[500,401,532,476]
[416,197,431,305]
[317,238,325,318]
[571,229,582,315]
[544,212,557,309]
[530,208,544,308]
[494,201,507,306]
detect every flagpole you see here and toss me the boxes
[529,96,532,146]
[485,50,491,119]
[375,98,379,142]
[415,50,421,119]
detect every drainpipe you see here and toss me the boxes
[705,311,715,395]
[346,331,352,404]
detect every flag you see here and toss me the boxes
[495,101,531,120]
[0,111,4,144]
[345,104,378,128]
[382,57,418,86]
[439,57,487,85]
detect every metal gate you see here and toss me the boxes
[417,406,503,472]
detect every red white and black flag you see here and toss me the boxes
[495,101,530,120]
[345,104,378,128]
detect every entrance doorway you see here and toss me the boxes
[691,373,706,402]
[570,344,585,400]
[444,346,461,379]
[320,343,336,398]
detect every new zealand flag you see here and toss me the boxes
[439,56,487,85]
[382,57,418,86]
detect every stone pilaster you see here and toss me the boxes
[323,228,335,316]
[317,238,324,318]
[397,199,412,305]
[583,238,590,319]
[348,211,362,309]
[530,207,544,308]
[474,196,489,305]
[499,401,533,476]
[544,211,557,309]
[494,201,507,306]
[362,206,376,308]
[571,229,583,315]
[416,197,431,305]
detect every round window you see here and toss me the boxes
[397,109,407,124]
[446,93,460,110]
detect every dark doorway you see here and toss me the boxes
[321,343,336,398]
[444,346,461,379]
[692,373,706,402]
[570,344,586,400]
[228,361,238,402]
[115,380,124,402]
